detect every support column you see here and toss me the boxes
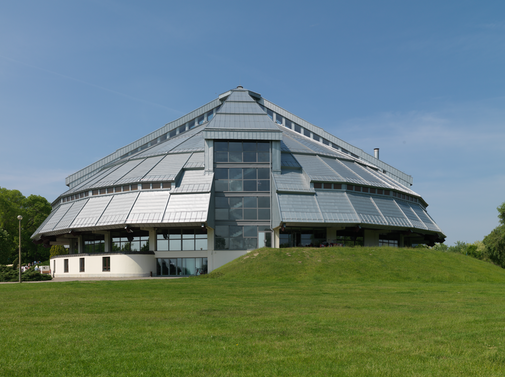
[326,227,338,244]
[204,139,214,173]
[77,235,83,254]
[273,228,280,248]
[364,229,380,247]
[103,232,111,252]
[272,141,281,174]
[149,229,157,252]
[399,234,405,248]
[207,227,215,272]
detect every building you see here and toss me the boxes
[32,86,445,278]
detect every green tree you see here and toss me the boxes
[483,227,505,268]
[483,202,505,268]
[0,228,13,264]
[49,245,68,258]
[0,188,52,264]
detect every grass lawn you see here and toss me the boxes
[1,247,505,376]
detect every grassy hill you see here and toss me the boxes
[208,246,505,283]
[3,247,505,376]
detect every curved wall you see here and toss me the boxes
[51,253,156,278]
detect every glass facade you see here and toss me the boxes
[213,140,272,251]
[215,225,271,251]
[214,141,270,163]
[112,235,149,252]
[157,258,208,276]
[215,196,270,221]
[83,235,105,253]
[279,228,326,248]
[214,167,270,192]
[157,228,207,251]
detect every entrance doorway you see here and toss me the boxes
[258,231,272,248]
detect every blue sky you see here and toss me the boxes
[1,0,504,246]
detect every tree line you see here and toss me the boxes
[0,187,52,264]
[432,202,505,268]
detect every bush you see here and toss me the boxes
[432,241,490,263]
[0,265,19,282]
[23,267,52,281]
[0,265,52,282]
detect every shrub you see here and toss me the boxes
[0,265,52,282]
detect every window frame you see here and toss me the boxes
[102,257,111,272]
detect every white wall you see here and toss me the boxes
[50,248,253,278]
[51,254,156,278]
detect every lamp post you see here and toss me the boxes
[17,215,22,283]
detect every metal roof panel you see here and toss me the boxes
[395,200,428,230]
[278,194,323,222]
[224,90,255,102]
[142,153,192,182]
[172,131,205,152]
[207,113,281,130]
[371,196,412,227]
[171,170,213,193]
[410,204,442,232]
[273,170,313,193]
[38,203,72,233]
[113,155,165,185]
[97,192,139,226]
[219,101,265,114]
[281,153,302,168]
[184,152,204,168]
[127,191,170,224]
[293,154,343,182]
[346,193,387,225]
[70,196,113,229]
[53,199,89,231]
[163,193,210,223]
[315,191,360,223]
[93,159,145,188]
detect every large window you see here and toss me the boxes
[157,258,208,276]
[379,239,398,247]
[64,259,69,273]
[112,235,149,252]
[215,196,270,220]
[214,141,270,163]
[214,168,270,192]
[280,228,327,248]
[83,235,105,253]
[157,228,207,251]
[79,258,85,272]
[215,225,270,250]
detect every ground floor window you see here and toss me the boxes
[379,239,399,247]
[103,257,110,272]
[156,258,208,276]
[280,228,327,247]
[64,259,69,273]
[79,257,85,272]
[332,235,364,247]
